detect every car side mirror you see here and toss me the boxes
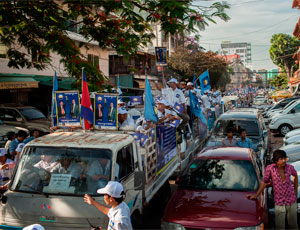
[134,171,145,191]
[291,109,296,114]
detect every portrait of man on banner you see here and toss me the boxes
[155,47,167,65]
[94,94,118,130]
[55,91,81,126]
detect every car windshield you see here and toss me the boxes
[19,108,46,120]
[179,159,258,191]
[11,147,113,196]
[213,119,260,136]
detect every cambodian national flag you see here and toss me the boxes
[199,70,211,95]
[80,68,93,129]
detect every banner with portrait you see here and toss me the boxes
[155,47,167,65]
[156,125,177,175]
[94,94,118,130]
[55,91,81,126]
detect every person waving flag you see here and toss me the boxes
[80,68,93,129]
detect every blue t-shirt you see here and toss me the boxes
[237,137,253,149]
[9,139,21,153]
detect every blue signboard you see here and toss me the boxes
[94,94,118,130]
[55,91,81,126]
[156,125,177,174]
[155,47,167,65]
[129,96,143,106]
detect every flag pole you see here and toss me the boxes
[82,67,85,131]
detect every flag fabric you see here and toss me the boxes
[144,77,158,122]
[173,102,184,114]
[139,133,149,147]
[199,70,211,95]
[193,73,199,89]
[51,72,58,127]
[132,133,141,142]
[80,68,93,129]
[129,96,143,106]
[150,128,156,139]
[189,90,207,125]
[168,119,181,128]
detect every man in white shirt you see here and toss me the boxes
[118,107,135,131]
[156,99,180,124]
[84,181,132,230]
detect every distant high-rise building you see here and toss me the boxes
[220,41,252,68]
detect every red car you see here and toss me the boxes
[162,147,268,230]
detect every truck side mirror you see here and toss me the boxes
[291,109,295,114]
[134,171,145,191]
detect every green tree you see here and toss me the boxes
[270,73,289,89]
[0,0,230,87]
[269,33,300,78]
[168,47,231,89]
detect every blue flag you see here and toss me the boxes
[173,102,184,114]
[51,72,58,126]
[199,70,211,95]
[189,90,207,125]
[168,119,181,128]
[132,133,141,142]
[140,133,149,147]
[193,73,199,89]
[129,96,143,106]
[150,128,156,139]
[144,77,158,122]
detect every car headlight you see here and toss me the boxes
[235,223,264,230]
[161,221,186,230]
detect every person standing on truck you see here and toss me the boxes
[8,130,27,160]
[84,181,132,230]
[118,107,135,131]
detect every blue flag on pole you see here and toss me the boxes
[168,119,181,128]
[193,73,199,89]
[199,70,211,95]
[144,77,158,122]
[51,72,58,126]
[189,90,207,125]
[173,102,184,114]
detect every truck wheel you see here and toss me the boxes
[131,210,143,229]
[279,124,292,136]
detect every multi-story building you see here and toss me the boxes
[220,41,252,68]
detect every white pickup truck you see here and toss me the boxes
[0,123,201,229]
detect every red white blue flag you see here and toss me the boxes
[80,68,93,129]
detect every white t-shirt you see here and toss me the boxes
[162,88,186,107]
[119,117,135,131]
[107,202,132,230]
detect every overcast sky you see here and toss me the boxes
[193,0,299,70]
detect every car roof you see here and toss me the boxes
[26,131,134,153]
[0,104,36,109]
[195,146,252,161]
[219,109,259,119]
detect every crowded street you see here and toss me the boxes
[1,0,300,230]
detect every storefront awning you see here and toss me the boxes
[0,76,38,89]
[33,76,76,90]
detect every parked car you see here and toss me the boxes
[161,147,268,230]
[0,119,29,147]
[283,128,300,142]
[269,99,300,136]
[205,108,268,162]
[0,104,51,135]
[278,142,300,163]
[283,134,300,146]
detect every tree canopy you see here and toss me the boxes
[269,73,288,89]
[269,33,300,77]
[168,46,231,89]
[0,0,230,83]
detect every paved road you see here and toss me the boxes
[141,130,284,230]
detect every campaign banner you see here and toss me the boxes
[156,125,177,174]
[55,91,81,126]
[94,94,118,130]
[155,47,167,65]
[129,96,143,106]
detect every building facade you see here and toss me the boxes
[220,41,252,68]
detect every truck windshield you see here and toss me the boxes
[179,159,258,191]
[11,147,112,196]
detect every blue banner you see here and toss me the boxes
[173,102,184,114]
[129,96,143,106]
[94,94,118,130]
[55,91,81,126]
[155,47,167,65]
[156,125,177,174]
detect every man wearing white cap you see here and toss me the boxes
[23,224,45,230]
[0,148,15,187]
[162,78,186,110]
[118,107,135,131]
[156,99,180,123]
[84,181,132,230]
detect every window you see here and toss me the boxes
[0,43,8,59]
[116,144,135,181]
[11,147,113,195]
[0,108,22,122]
[294,104,300,113]
[88,54,99,68]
